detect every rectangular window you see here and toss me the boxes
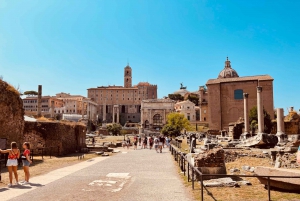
[234,89,243,100]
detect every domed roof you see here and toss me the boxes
[174,83,190,96]
[218,57,239,79]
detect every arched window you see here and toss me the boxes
[234,89,243,100]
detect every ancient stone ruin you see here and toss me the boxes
[0,80,24,145]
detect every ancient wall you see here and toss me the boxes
[24,121,86,155]
[0,80,24,147]
[207,84,221,130]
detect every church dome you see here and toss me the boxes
[174,88,190,96]
[218,57,239,79]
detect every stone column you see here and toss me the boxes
[103,104,106,122]
[243,93,250,135]
[112,106,115,123]
[37,85,42,117]
[81,101,84,118]
[257,86,264,134]
[276,108,287,144]
[116,106,120,124]
[51,100,55,118]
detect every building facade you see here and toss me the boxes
[141,99,175,130]
[22,93,98,121]
[175,100,196,121]
[87,64,157,125]
[206,57,274,130]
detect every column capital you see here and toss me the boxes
[257,86,262,93]
[243,93,249,99]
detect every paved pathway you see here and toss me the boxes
[2,147,193,201]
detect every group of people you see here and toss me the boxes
[123,135,171,153]
[0,141,32,188]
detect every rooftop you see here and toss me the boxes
[206,75,273,85]
[142,99,175,103]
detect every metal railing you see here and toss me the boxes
[169,144,300,201]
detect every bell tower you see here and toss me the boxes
[124,64,132,88]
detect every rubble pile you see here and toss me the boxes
[224,150,269,163]
[194,148,225,167]
[276,152,299,169]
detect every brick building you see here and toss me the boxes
[206,57,274,130]
[87,64,157,125]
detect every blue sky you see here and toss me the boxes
[0,0,299,112]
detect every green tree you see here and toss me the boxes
[168,94,184,101]
[187,94,199,106]
[107,123,122,136]
[161,113,190,136]
[249,106,272,133]
[24,90,38,96]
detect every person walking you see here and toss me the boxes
[138,136,142,146]
[0,142,20,187]
[149,136,154,150]
[158,135,164,153]
[133,136,138,150]
[142,137,147,149]
[21,142,32,185]
[154,136,159,153]
[126,137,131,150]
[92,137,95,147]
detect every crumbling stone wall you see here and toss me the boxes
[24,121,86,155]
[193,148,227,180]
[276,152,299,169]
[0,80,24,146]
[195,148,225,167]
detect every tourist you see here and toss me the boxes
[154,136,159,153]
[126,137,131,149]
[138,136,142,146]
[92,137,95,147]
[133,137,138,150]
[165,136,169,147]
[0,142,20,187]
[149,136,154,150]
[162,135,166,148]
[159,135,164,153]
[21,142,32,185]
[142,137,147,149]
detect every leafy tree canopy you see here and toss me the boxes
[168,94,184,101]
[187,94,199,106]
[161,113,190,136]
[249,106,272,133]
[107,123,122,136]
[24,90,38,96]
